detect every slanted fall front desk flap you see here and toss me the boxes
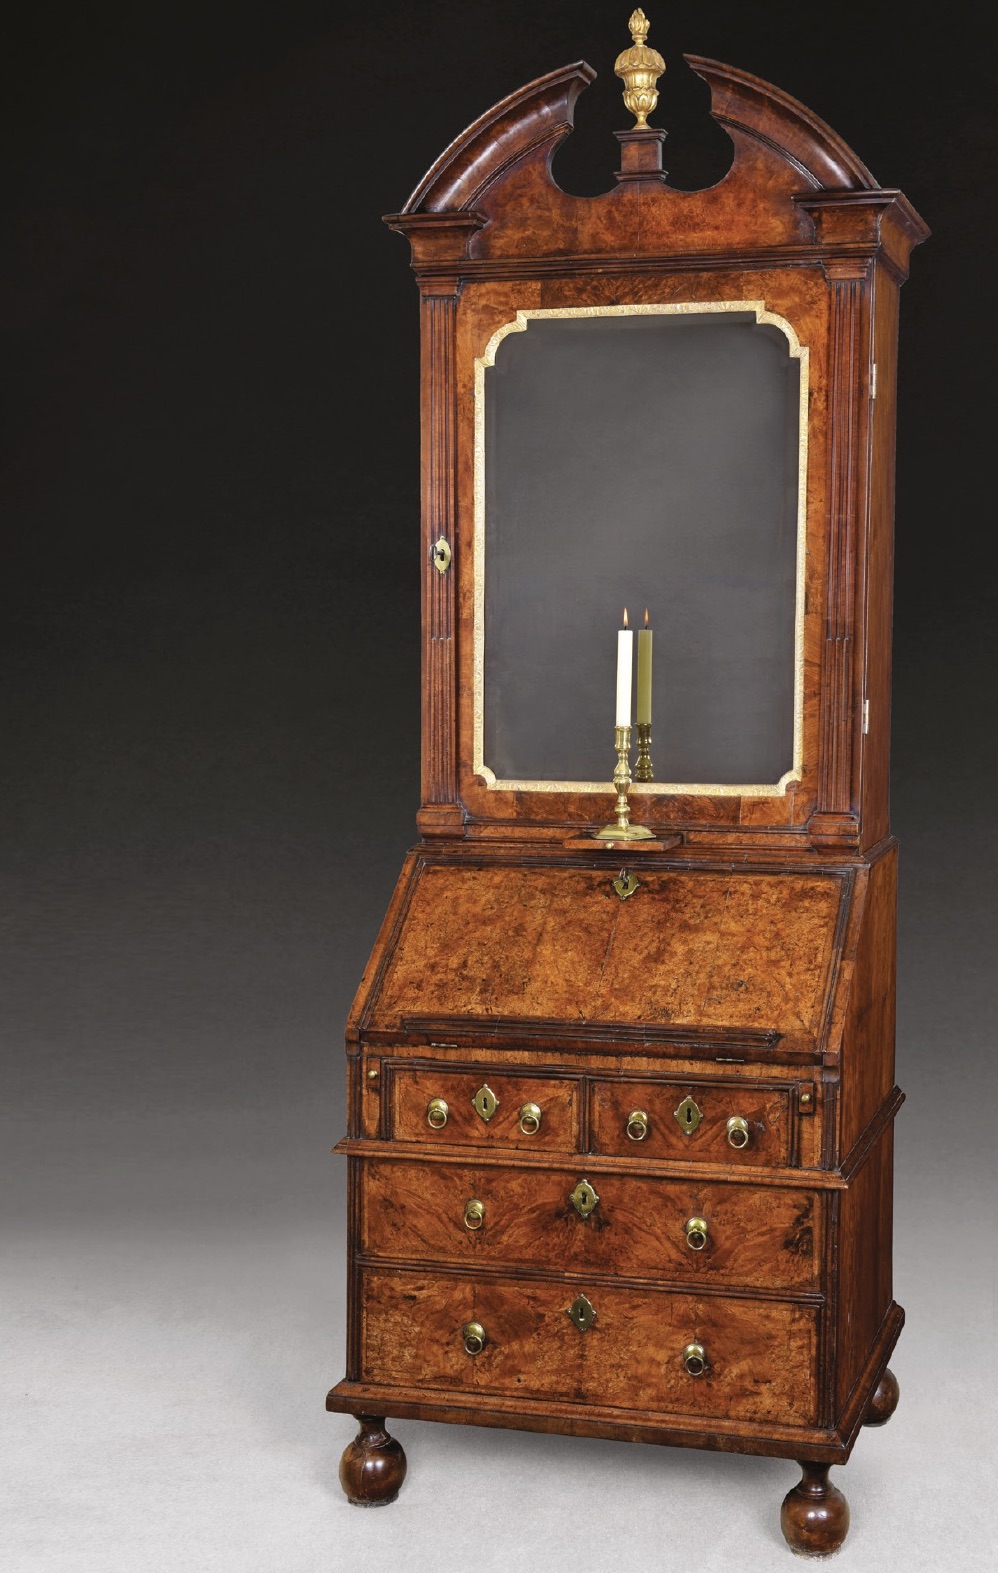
[358,858,851,1056]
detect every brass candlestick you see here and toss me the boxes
[635,721,653,781]
[596,725,654,840]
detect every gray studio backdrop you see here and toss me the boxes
[3,2,996,1570]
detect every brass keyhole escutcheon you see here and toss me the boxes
[685,1216,709,1251]
[432,537,452,574]
[518,1102,542,1135]
[569,1178,600,1219]
[461,1321,486,1355]
[426,1097,449,1129]
[726,1115,750,1149]
[472,1083,499,1122]
[674,1096,702,1136]
[567,1293,596,1333]
[463,1199,485,1231]
[683,1341,707,1377]
[612,869,639,901]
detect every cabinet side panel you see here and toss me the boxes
[861,270,900,849]
[834,1125,894,1416]
[838,844,897,1158]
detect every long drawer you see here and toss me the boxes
[360,1159,822,1291]
[359,1266,818,1427]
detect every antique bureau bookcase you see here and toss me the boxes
[326,16,926,1554]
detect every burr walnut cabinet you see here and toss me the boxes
[326,19,926,1554]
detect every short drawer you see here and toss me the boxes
[591,1078,791,1165]
[360,1266,818,1427]
[360,1160,822,1292]
[390,1065,580,1150]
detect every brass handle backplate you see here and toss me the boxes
[518,1101,542,1136]
[626,1109,648,1142]
[683,1340,707,1377]
[726,1115,750,1149]
[462,1320,486,1355]
[426,1097,449,1129]
[685,1216,708,1251]
[463,1198,485,1231]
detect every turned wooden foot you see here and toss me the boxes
[338,1414,407,1506]
[780,1463,849,1557]
[863,1367,900,1427]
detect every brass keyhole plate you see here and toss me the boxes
[569,1178,600,1219]
[612,869,639,901]
[674,1096,703,1136]
[472,1083,499,1122]
[567,1293,596,1333]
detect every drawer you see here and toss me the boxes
[360,1160,822,1291]
[591,1078,791,1165]
[390,1065,580,1150]
[360,1266,818,1427]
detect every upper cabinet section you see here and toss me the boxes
[387,22,927,852]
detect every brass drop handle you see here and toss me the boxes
[626,1109,649,1142]
[462,1320,486,1355]
[683,1341,707,1377]
[518,1102,542,1136]
[463,1198,485,1231]
[685,1216,709,1251]
[426,1097,449,1129]
[726,1115,750,1149]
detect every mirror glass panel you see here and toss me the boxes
[475,306,806,793]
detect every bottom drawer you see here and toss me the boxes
[360,1267,817,1428]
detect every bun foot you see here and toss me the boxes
[863,1368,900,1427]
[780,1463,849,1557]
[339,1415,407,1506]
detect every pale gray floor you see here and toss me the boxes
[5,1071,996,1573]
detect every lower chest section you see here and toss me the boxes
[358,1265,819,1427]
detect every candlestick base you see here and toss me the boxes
[595,821,655,841]
[595,724,654,841]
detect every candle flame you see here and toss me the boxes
[623,607,629,628]
[644,608,649,627]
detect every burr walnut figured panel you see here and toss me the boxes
[589,1078,791,1166]
[360,1267,818,1427]
[391,1066,580,1150]
[360,1159,823,1292]
[368,862,845,1038]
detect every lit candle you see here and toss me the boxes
[637,607,653,724]
[615,608,633,726]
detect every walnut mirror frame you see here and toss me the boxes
[472,299,810,797]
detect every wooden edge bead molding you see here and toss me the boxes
[328,7,925,1558]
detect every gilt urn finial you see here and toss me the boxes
[615,9,666,129]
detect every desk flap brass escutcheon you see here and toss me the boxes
[569,1178,600,1219]
[612,869,640,901]
[567,1293,597,1333]
[472,1083,499,1122]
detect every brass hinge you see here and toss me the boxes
[862,699,870,734]
[870,362,877,400]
